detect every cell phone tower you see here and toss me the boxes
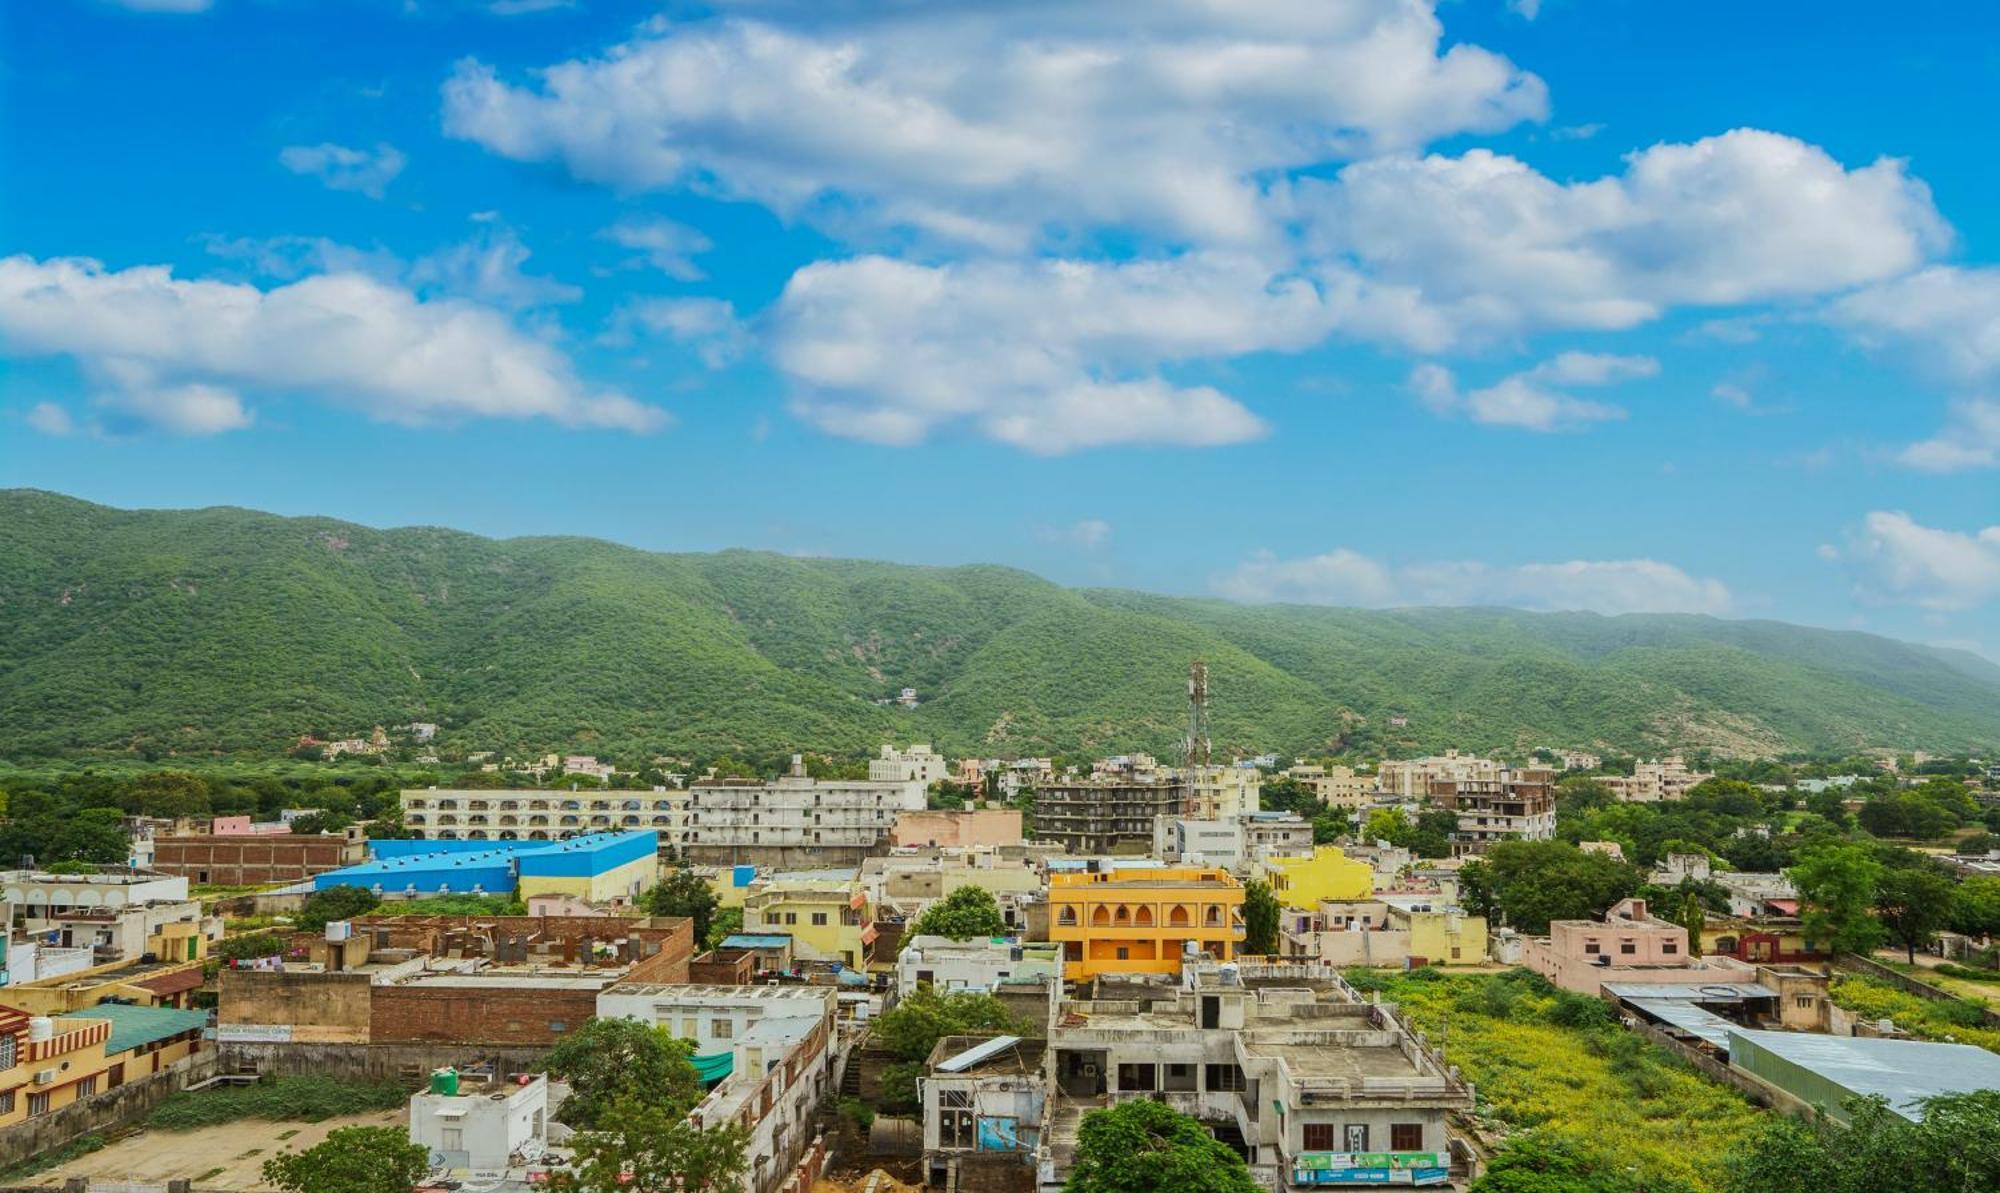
[1182,659,1211,770]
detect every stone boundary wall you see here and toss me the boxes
[0,1051,218,1170]
[1835,955,2000,1027]
[217,1040,550,1083]
[1628,1020,1813,1116]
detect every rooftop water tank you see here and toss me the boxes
[28,1017,53,1042]
[429,1068,459,1096]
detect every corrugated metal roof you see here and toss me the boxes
[1602,982,1775,1002]
[73,1003,210,1056]
[1727,1028,2000,1120]
[1625,999,1740,1048]
[937,1035,1022,1073]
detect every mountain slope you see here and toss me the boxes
[2,489,1996,759]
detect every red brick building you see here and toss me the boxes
[151,833,363,885]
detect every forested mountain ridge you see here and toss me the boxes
[3,489,1997,760]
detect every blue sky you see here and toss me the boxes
[3,1,1997,658]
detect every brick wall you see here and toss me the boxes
[343,914,694,974]
[152,835,353,884]
[217,969,373,1043]
[371,984,601,1046]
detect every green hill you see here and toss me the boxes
[2,489,1996,760]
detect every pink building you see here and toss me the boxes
[889,809,1023,850]
[1521,897,1755,996]
[209,816,290,836]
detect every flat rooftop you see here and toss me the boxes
[1242,1038,1422,1080]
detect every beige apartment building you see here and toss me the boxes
[1284,764,1372,809]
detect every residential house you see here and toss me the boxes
[1045,867,1244,980]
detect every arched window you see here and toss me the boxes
[1058,906,1079,926]
[1134,906,1154,927]
[1205,905,1222,927]
[1169,905,1191,928]
[1114,905,1131,924]
[1090,906,1111,927]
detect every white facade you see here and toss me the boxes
[402,788,679,841]
[684,758,926,852]
[409,1075,549,1172]
[896,936,1062,998]
[596,983,837,1052]
[0,870,189,912]
[870,744,949,785]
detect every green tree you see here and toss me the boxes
[1242,878,1280,956]
[297,884,382,933]
[1471,1133,1650,1193]
[640,866,720,945]
[1723,1091,2000,1193]
[1065,1099,1258,1193]
[1677,887,1707,958]
[1459,841,1641,934]
[262,1124,429,1193]
[549,1097,749,1193]
[872,989,1028,1109]
[906,885,1008,944]
[706,905,744,949]
[544,1017,703,1128]
[130,770,211,819]
[1874,866,1958,963]
[1789,844,1887,955]
[1950,876,2000,938]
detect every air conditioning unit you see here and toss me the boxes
[34,1069,58,1086]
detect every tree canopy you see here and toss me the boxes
[262,1125,429,1193]
[543,1017,703,1129]
[1242,878,1280,956]
[640,865,721,945]
[1459,841,1641,934]
[1724,1091,2000,1193]
[1788,844,1887,956]
[1064,1099,1259,1193]
[872,989,1030,1109]
[548,1097,749,1193]
[906,885,1009,944]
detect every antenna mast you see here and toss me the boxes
[1183,659,1211,770]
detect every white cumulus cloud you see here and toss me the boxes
[442,1,1546,248]
[1217,548,1731,615]
[1299,129,1947,341]
[278,142,407,200]
[0,254,665,435]
[1832,511,2000,611]
[766,252,1340,451]
[1409,351,1654,431]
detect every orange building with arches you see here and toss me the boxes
[1046,867,1245,979]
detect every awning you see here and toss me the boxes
[1766,899,1799,915]
[691,1051,734,1086]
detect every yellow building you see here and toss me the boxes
[511,830,662,904]
[0,1002,208,1127]
[2,958,208,1017]
[1262,846,1373,909]
[1047,867,1244,980]
[743,871,876,969]
[1404,908,1487,966]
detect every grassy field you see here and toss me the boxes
[149,1075,409,1130]
[1353,968,1764,1193]
[1827,974,2000,1051]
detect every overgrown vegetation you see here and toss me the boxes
[1827,975,2000,1052]
[1356,968,1763,1193]
[149,1076,408,1130]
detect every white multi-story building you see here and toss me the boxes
[1152,813,1314,869]
[1183,765,1262,820]
[401,789,680,841]
[408,1072,549,1172]
[870,744,950,785]
[682,755,926,861]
